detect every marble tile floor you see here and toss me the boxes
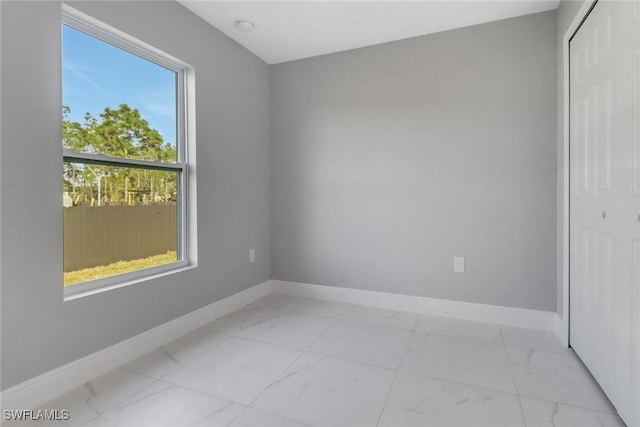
[12,294,626,427]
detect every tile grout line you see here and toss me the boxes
[223,302,537,419]
[254,296,430,332]
[497,332,618,417]
[228,301,351,426]
[41,296,609,427]
[515,394,622,416]
[239,351,307,419]
[374,312,421,426]
[262,294,353,320]
[107,298,606,426]
[339,305,423,332]
[144,308,311,421]
[379,314,536,419]
[38,332,236,424]
[219,312,618,419]
[400,319,523,396]
[373,351,404,426]
[307,303,353,348]
[88,374,309,427]
[499,326,529,426]
[60,368,167,426]
[153,366,311,427]
[306,316,341,349]
[233,406,316,427]
[222,298,416,426]
[225,404,252,426]
[142,300,574,410]
[201,327,405,373]
[123,333,234,382]
[155,376,245,404]
[268,296,423,332]
[393,366,529,398]
[218,303,349,353]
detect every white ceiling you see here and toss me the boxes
[178,1,560,64]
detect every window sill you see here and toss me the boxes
[64,260,196,301]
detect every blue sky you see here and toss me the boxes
[62,24,177,146]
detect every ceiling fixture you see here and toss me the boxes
[235,20,254,33]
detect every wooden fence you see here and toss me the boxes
[63,205,177,272]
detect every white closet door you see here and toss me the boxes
[570,1,639,426]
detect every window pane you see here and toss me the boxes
[62,24,177,162]
[63,162,179,286]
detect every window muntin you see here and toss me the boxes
[62,8,190,296]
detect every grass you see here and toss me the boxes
[64,251,178,286]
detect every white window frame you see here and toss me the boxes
[62,6,196,299]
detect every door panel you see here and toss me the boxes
[595,78,612,194]
[570,1,639,425]
[572,98,589,195]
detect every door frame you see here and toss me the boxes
[560,0,598,347]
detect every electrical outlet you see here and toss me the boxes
[453,257,465,273]
[249,249,255,263]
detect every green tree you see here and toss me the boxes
[63,104,177,206]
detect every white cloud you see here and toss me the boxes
[64,62,113,96]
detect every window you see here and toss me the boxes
[62,7,194,297]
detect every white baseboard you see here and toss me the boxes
[272,280,560,332]
[1,280,272,412]
[2,278,567,412]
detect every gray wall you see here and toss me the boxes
[555,0,586,320]
[1,1,271,389]
[1,1,563,390]
[271,11,558,311]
